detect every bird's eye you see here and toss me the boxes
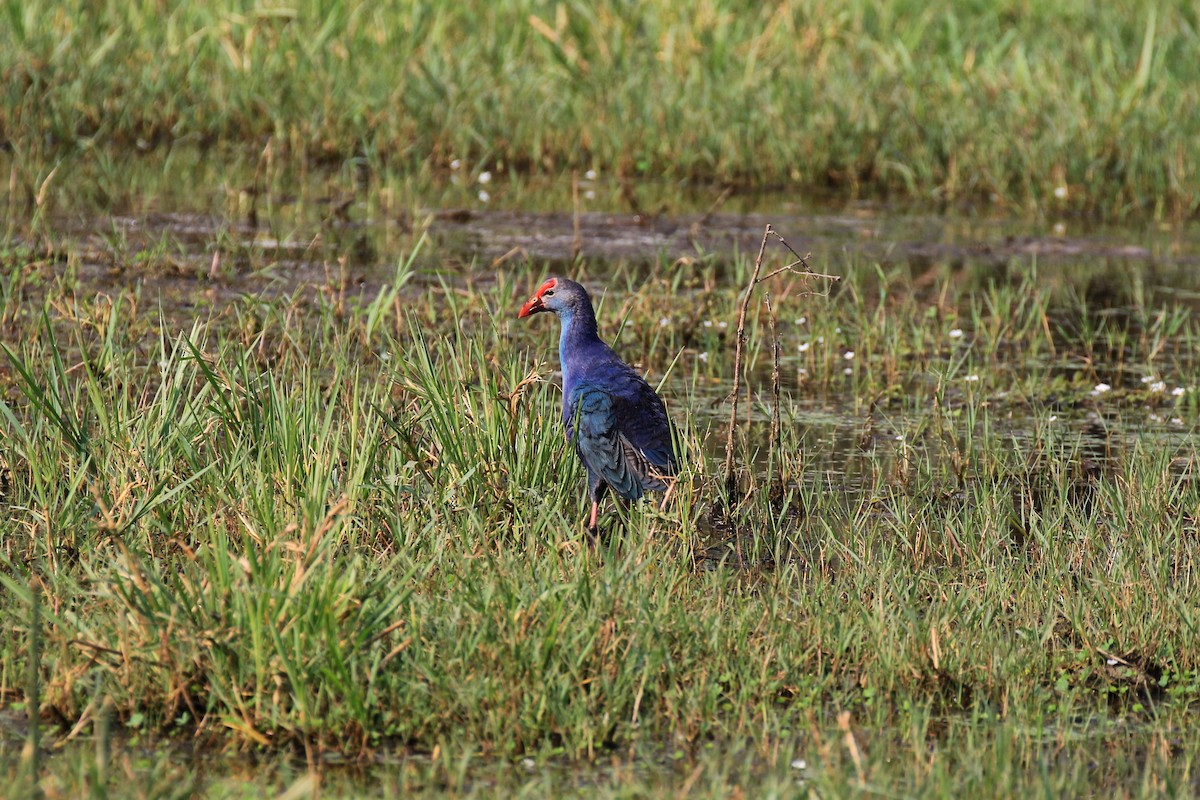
[544,289,555,296]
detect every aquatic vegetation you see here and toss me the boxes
[1,201,1199,795]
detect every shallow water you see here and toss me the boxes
[37,198,1200,297]
[12,146,1200,290]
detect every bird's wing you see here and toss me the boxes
[611,370,678,473]
[569,375,677,501]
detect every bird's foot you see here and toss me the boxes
[580,512,600,548]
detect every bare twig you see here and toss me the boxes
[724,225,771,496]
[723,224,840,499]
[769,228,813,267]
[758,260,839,284]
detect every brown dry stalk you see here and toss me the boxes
[723,225,771,495]
[722,224,840,497]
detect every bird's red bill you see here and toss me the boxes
[518,278,558,318]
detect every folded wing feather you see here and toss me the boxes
[569,378,676,501]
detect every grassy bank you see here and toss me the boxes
[3,1,1199,217]
[1,231,1199,795]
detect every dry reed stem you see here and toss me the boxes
[724,225,771,496]
[723,225,840,497]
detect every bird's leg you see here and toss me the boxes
[581,502,601,547]
[585,482,609,548]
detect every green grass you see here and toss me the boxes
[3,1,1200,217]
[1,227,1199,796]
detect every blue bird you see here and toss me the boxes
[518,277,679,539]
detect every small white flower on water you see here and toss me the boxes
[658,317,669,327]
[965,374,979,382]
[795,316,807,325]
[843,367,852,375]
[1141,375,1154,383]
[1150,413,1163,422]
[949,328,964,339]
[450,158,462,170]
[718,321,728,329]
[584,189,595,200]
[703,320,713,328]
[585,169,597,180]
[1054,185,1068,199]
[894,434,904,442]
[478,190,490,202]
[790,759,807,771]
[522,758,536,770]
[844,351,855,360]
[817,336,825,344]
[698,352,709,362]
[798,367,808,375]
[835,327,842,333]
[798,342,811,353]
[478,171,492,184]
[1048,415,1058,422]
[1107,658,1119,667]
[1092,383,1112,395]
[1053,221,1067,236]
[1150,381,1166,393]
[1171,417,1184,425]
[1172,386,1187,397]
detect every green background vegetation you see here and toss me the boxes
[3,0,1198,216]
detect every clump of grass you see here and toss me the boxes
[3,1,1199,216]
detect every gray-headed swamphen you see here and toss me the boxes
[518,277,679,539]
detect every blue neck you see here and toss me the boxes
[558,304,600,388]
